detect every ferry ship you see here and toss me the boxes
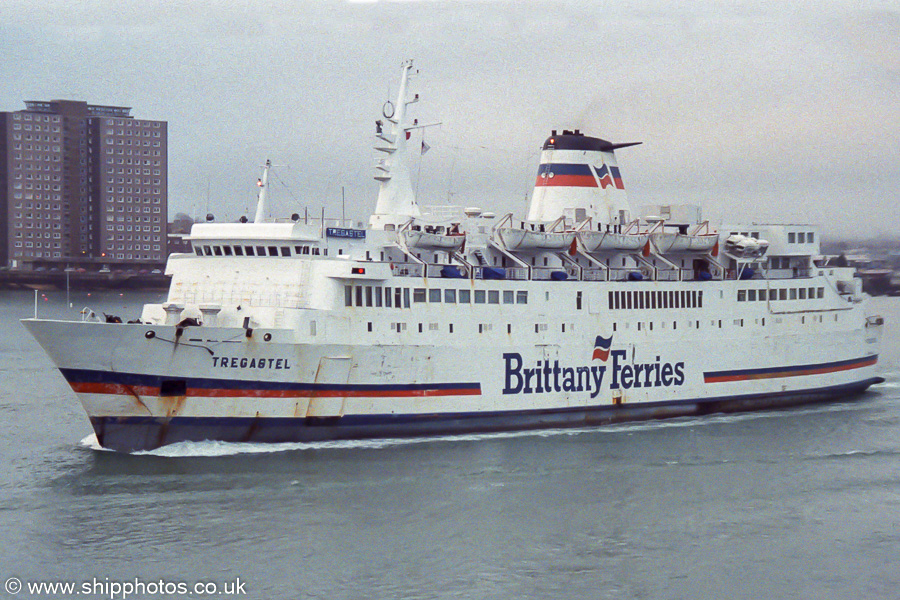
[23,61,884,452]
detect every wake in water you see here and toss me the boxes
[75,399,876,458]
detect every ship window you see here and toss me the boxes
[414,288,426,303]
[637,322,641,331]
[737,289,746,302]
[788,232,796,243]
[790,288,797,299]
[234,246,244,256]
[279,246,289,257]
[475,290,486,304]
[393,288,401,308]
[779,289,787,300]
[355,286,363,306]
[607,291,613,309]
[310,321,317,336]
[797,232,805,243]
[256,245,266,256]
[748,289,757,301]
[503,291,514,304]
[313,247,320,255]
[613,323,617,332]
[799,288,807,299]
[459,289,471,304]
[817,287,824,298]
[637,292,644,310]
[750,231,759,239]
[202,246,211,256]
[445,289,456,303]
[808,232,815,243]
[626,292,632,310]
[403,288,410,308]
[295,245,303,254]
[516,291,527,304]
[508,324,512,334]
[808,287,815,298]
[213,245,222,256]
[244,246,254,256]
[195,247,203,256]
[488,290,500,304]
[344,286,352,306]
[651,292,657,310]
[698,291,703,307]
[419,323,423,333]
[367,322,373,332]
[577,291,584,310]
[383,287,391,308]
[375,287,383,307]
[223,246,233,256]
[429,289,441,303]
[449,324,454,333]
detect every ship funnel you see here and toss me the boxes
[527,130,640,226]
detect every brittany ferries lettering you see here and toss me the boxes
[22,60,883,452]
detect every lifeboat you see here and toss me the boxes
[400,222,465,251]
[651,232,719,253]
[496,228,575,250]
[578,230,649,252]
[724,234,769,258]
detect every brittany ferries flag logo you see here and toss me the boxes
[593,164,626,190]
[592,335,613,361]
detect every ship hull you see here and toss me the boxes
[22,315,884,452]
[85,378,882,452]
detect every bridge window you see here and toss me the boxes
[245,246,255,256]
[256,246,266,256]
[223,246,233,256]
[213,245,222,256]
[429,289,441,303]
[414,288,426,303]
[194,247,203,256]
[488,290,500,304]
[516,291,528,304]
[234,246,244,256]
[503,291,514,304]
[384,287,392,308]
[445,289,456,303]
[345,286,352,306]
[475,290,486,304]
[459,289,471,304]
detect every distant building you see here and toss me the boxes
[0,100,167,270]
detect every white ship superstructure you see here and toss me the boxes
[24,61,884,451]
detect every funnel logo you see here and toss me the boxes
[593,164,626,190]
[592,335,613,361]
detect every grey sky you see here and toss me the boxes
[3,0,897,238]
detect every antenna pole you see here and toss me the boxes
[341,187,346,226]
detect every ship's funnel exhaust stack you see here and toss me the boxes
[527,130,640,226]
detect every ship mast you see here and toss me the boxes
[369,60,422,229]
[253,159,271,223]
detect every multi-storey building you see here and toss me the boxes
[0,100,167,269]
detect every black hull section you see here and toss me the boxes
[90,377,885,453]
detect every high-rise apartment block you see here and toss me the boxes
[0,99,167,269]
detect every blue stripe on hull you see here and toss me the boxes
[89,377,885,452]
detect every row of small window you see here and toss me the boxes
[195,244,322,258]
[12,193,61,201]
[103,119,162,128]
[14,242,61,248]
[105,148,163,156]
[107,244,161,251]
[106,168,162,176]
[13,251,63,258]
[105,158,163,166]
[608,289,703,311]
[787,232,814,244]
[345,285,529,308]
[738,287,824,301]
[13,113,60,121]
[13,154,58,162]
[106,225,163,232]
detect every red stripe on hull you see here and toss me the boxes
[704,357,877,384]
[69,382,481,398]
